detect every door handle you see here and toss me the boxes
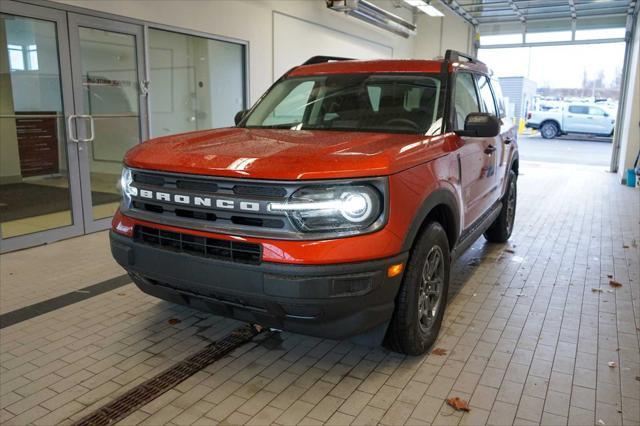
[67,114,79,143]
[484,145,496,155]
[77,115,95,142]
[67,115,94,143]
[503,137,513,145]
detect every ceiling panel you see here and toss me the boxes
[449,0,635,28]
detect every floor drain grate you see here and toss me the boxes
[73,324,264,426]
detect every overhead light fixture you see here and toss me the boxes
[327,0,417,38]
[404,0,445,17]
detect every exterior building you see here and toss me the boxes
[498,76,537,121]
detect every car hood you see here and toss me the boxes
[124,127,447,180]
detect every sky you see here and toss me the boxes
[478,42,626,89]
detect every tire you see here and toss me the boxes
[385,222,450,355]
[484,170,517,243]
[540,121,559,139]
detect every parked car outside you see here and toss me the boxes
[526,103,615,139]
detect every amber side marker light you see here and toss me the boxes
[387,263,404,278]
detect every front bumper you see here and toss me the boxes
[110,231,408,339]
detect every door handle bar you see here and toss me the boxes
[67,114,94,143]
[77,114,95,142]
[484,145,496,155]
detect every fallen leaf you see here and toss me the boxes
[504,249,516,254]
[597,419,606,425]
[607,274,613,279]
[253,324,264,332]
[168,318,181,325]
[608,361,617,368]
[623,245,629,249]
[117,293,126,296]
[431,348,447,356]
[592,288,603,293]
[635,376,640,381]
[609,280,623,288]
[446,397,470,412]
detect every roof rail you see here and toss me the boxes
[444,49,485,66]
[302,56,354,66]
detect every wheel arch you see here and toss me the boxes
[540,119,561,131]
[510,153,519,175]
[401,189,460,254]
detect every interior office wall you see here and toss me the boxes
[272,12,393,79]
[51,0,472,105]
[412,8,475,60]
[617,12,640,182]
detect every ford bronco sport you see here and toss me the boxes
[110,50,518,355]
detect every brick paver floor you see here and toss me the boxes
[1,161,638,426]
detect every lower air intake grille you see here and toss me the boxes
[134,226,261,265]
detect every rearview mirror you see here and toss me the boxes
[455,113,500,138]
[234,110,248,126]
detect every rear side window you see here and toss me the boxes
[453,72,480,130]
[589,107,606,116]
[477,75,497,116]
[569,105,589,114]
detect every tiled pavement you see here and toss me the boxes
[0,161,638,426]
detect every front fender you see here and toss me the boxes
[400,187,460,252]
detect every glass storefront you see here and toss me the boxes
[0,1,246,251]
[148,28,245,137]
[0,14,73,238]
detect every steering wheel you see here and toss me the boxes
[384,118,420,131]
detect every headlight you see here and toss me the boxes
[118,167,137,207]
[269,184,383,233]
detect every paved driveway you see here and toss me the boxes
[517,134,613,167]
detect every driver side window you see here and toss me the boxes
[454,72,480,130]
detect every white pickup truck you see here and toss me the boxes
[526,103,615,139]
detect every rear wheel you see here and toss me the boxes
[385,222,450,355]
[540,121,559,139]
[484,170,517,243]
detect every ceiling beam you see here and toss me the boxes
[508,0,526,23]
[568,0,576,19]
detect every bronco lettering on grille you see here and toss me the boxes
[136,189,262,212]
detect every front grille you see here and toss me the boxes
[126,170,297,237]
[134,226,262,265]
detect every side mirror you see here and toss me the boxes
[455,112,500,138]
[234,110,248,126]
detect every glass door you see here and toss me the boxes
[0,1,83,252]
[67,14,147,233]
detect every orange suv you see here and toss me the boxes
[111,50,518,355]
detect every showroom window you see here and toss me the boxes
[148,28,246,137]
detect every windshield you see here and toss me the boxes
[243,73,444,134]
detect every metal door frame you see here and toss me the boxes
[0,0,84,253]
[67,12,147,234]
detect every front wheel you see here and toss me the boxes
[385,222,450,355]
[484,170,517,243]
[540,121,559,139]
